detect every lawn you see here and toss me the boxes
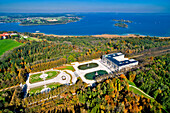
[129,86,154,101]
[29,86,44,95]
[127,80,136,86]
[0,39,23,56]
[47,83,61,89]
[54,66,75,71]
[29,73,43,84]
[45,71,60,80]
[26,37,43,41]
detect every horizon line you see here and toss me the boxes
[0,12,170,14]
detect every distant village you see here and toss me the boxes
[0,32,28,40]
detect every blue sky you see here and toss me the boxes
[0,0,170,13]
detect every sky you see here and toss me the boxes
[0,0,170,13]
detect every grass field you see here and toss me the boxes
[45,71,60,80]
[29,73,43,84]
[26,37,43,41]
[0,39,23,56]
[129,86,154,101]
[47,83,61,89]
[127,80,136,86]
[29,86,44,95]
[54,66,75,71]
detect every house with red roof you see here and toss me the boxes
[0,32,11,39]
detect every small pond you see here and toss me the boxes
[85,70,108,80]
[78,63,98,70]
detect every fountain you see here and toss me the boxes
[95,71,98,76]
[87,63,90,67]
[62,76,66,80]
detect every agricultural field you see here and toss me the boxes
[0,39,23,56]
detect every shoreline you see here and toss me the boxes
[32,33,170,39]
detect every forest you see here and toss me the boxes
[0,75,164,113]
[0,31,169,112]
[127,54,170,110]
[0,32,169,89]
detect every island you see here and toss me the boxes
[0,14,82,26]
[114,22,128,28]
[113,19,132,28]
[112,19,132,23]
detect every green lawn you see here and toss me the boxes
[55,66,75,71]
[47,83,61,89]
[0,39,23,56]
[29,86,44,95]
[26,37,43,41]
[45,71,60,80]
[127,80,136,86]
[29,73,43,84]
[129,86,154,101]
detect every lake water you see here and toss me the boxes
[0,13,170,37]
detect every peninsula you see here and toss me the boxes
[0,15,82,26]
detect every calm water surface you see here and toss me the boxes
[0,13,170,37]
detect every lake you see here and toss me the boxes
[0,13,170,37]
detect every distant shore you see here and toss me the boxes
[32,33,170,39]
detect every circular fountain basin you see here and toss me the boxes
[85,70,108,80]
[78,63,99,70]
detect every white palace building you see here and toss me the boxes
[101,52,138,71]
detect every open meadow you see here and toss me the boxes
[0,39,23,56]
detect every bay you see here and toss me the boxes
[0,13,170,37]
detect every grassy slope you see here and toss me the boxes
[0,39,23,56]
[127,80,154,100]
[26,37,43,41]
[129,86,154,101]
